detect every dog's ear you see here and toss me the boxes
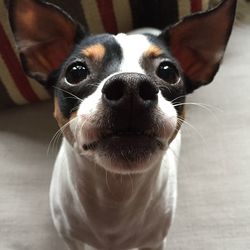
[8,0,86,85]
[159,0,236,93]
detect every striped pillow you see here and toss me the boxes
[0,0,209,109]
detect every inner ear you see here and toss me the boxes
[9,0,84,84]
[159,0,236,93]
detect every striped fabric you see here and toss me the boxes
[0,0,209,109]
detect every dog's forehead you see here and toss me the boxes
[115,33,154,57]
[114,33,164,72]
[77,33,166,70]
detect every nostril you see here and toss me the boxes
[139,81,159,101]
[102,80,124,101]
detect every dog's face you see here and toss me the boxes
[8,0,236,174]
[53,33,185,173]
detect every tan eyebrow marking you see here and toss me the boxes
[144,45,163,58]
[81,43,106,62]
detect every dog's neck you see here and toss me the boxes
[54,138,178,248]
[61,138,171,207]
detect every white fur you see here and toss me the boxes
[50,134,180,250]
[115,33,151,74]
[128,28,161,36]
[50,29,181,250]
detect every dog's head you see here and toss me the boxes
[8,0,236,174]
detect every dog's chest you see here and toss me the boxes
[50,138,179,249]
[67,194,172,249]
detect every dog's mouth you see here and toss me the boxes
[82,129,165,154]
[77,116,176,173]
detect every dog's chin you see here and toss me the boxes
[81,135,166,174]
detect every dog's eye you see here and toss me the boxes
[65,62,89,84]
[157,61,180,84]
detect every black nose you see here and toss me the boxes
[102,73,158,111]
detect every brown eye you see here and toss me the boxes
[66,62,89,84]
[157,61,180,84]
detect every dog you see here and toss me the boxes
[8,0,236,249]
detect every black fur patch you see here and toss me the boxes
[52,34,123,118]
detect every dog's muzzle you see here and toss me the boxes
[76,73,173,172]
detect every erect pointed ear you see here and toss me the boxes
[159,0,236,93]
[8,0,86,86]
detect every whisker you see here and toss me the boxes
[85,83,99,88]
[70,104,80,113]
[105,170,112,194]
[174,102,222,112]
[53,86,83,102]
[47,117,78,155]
[175,101,223,123]
[170,95,186,103]
[47,129,62,156]
[177,117,208,149]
